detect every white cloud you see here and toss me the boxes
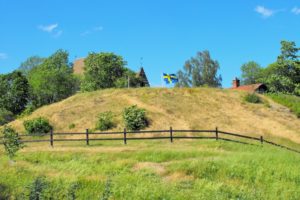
[53,30,63,38]
[255,6,275,18]
[81,26,103,36]
[94,26,103,31]
[38,23,63,38]
[38,23,58,32]
[291,7,300,15]
[0,53,7,60]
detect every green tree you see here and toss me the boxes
[18,56,45,76]
[176,51,222,87]
[2,126,23,160]
[81,52,126,91]
[262,41,300,95]
[240,61,263,85]
[0,71,29,114]
[28,50,79,106]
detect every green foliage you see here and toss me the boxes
[0,71,29,114]
[240,61,263,85]
[261,40,300,96]
[266,93,300,117]
[68,123,76,129]
[96,111,115,131]
[114,68,144,88]
[244,93,261,104]
[0,108,14,125]
[28,50,79,107]
[23,117,53,135]
[2,126,23,159]
[81,52,126,91]
[18,56,45,76]
[123,105,148,130]
[18,104,36,118]
[176,50,222,88]
[27,176,48,200]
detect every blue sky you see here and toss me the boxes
[0,0,300,87]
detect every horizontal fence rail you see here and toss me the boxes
[0,127,299,154]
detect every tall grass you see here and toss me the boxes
[266,93,300,117]
[0,140,300,199]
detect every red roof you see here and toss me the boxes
[231,83,266,92]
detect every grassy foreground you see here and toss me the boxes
[1,140,300,199]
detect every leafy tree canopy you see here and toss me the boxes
[240,61,263,85]
[81,52,126,91]
[28,50,79,106]
[262,40,300,95]
[18,56,45,76]
[0,71,29,114]
[176,51,222,88]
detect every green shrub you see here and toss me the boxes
[2,126,23,159]
[0,108,14,125]
[68,123,76,129]
[23,117,53,135]
[96,111,114,131]
[123,105,148,130]
[244,93,261,104]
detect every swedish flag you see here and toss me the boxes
[163,73,178,84]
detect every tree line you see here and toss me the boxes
[0,40,299,126]
[0,51,146,125]
[239,40,300,96]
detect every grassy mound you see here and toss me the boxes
[5,88,300,144]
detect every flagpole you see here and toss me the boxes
[161,72,163,88]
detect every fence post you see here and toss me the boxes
[86,129,89,145]
[50,129,53,147]
[170,126,173,143]
[260,136,263,145]
[215,127,218,140]
[124,128,127,145]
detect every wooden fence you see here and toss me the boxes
[0,127,299,154]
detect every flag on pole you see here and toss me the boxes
[163,73,178,84]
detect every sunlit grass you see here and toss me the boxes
[1,140,300,199]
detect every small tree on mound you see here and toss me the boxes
[23,117,53,136]
[123,105,148,130]
[2,126,24,160]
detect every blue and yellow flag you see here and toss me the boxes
[163,73,178,84]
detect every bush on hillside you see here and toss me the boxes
[244,93,261,104]
[0,108,14,125]
[96,111,115,131]
[123,105,148,130]
[23,117,53,136]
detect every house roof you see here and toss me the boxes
[73,58,85,75]
[231,83,266,92]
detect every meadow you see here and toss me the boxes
[1,139,300,199]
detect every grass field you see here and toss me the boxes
[1,88,300,199]
[1,140,300,199]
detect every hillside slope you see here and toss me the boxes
[7,88,300,143]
